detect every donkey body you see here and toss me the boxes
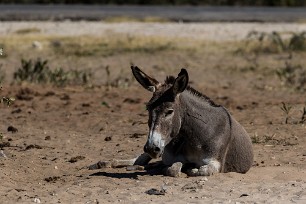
[89,66,253,177]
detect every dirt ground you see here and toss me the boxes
[0,22,306,203]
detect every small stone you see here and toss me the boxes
[145,188,166,195]
[68,156,85,163]
[104,136,112,141]
[0,142,10,148]
[239,193,249,197]
[60,94,70,100]
[11,108,22,114]
[45,176,60,183]
[33,197,41,203]
[44,91,55,96]
[25,144,42,150]
[32,41,43,50]
[201,177,208,181]
[7,126,18,133]
[0,150,7,158]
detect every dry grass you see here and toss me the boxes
[0,33,210,86]
[14,27,41,34]
[0,34,202,57]
[1,31,306,91]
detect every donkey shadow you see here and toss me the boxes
[89,171,148,179]
[89,161,168,179]
[88,161,199,179]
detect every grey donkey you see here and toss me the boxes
[89,66,254,177]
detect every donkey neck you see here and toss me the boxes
[179,88,221,129]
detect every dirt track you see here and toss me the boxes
[1,21,306,41]
[0,22,306,203]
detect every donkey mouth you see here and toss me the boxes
[144,146,163,159]
[148,152,162,159]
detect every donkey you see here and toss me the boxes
[89,66,254,177]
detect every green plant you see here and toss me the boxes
[1,96,15,106]
[276,61,306,90]
[242,31,306,54]
[263,133,276,143]
[300,107,306,124]
[251,132,261,144]
[244,31,285,53]
[0,43,6,58]
[14,58,49,83]
[0,64,5,83]
[103,65,133,89]
[48,68,92,86]
[280,102,292,124]
[13,58,92,86]
[288,32,306,51]
[0,86,15,107]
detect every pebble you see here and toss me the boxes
[0,150,7,158]
[32,41,43,50]
[33,197,41,203]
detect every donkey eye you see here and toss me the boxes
[165,109,174,116]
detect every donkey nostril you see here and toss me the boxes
[154,146,161,152]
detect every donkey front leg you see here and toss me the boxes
[186,159,221,176]
[162,162,183,177]
[88,153,152,170]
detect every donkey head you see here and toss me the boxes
[131,66,189,158]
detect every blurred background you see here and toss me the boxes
[1,0,306,118]
[0,0,306,6]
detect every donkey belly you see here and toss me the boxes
[223,121,254,173]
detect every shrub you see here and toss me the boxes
[241,31,306,54]
[13,58,92,86]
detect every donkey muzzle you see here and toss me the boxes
[144,130,165,158]
[144,142,162,159]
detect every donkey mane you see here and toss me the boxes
[165,76,220,108]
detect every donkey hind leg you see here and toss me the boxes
[88,153,152,170]
[186,159,221,176]
[162,162,183,177]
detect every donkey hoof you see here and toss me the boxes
[166,162,183,177]
[186,168,199,176]
[191,168,199,174]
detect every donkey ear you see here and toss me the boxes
[131,65,160,92]
[172,68,189,95]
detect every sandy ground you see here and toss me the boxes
[1,22,306,41]
[1,83,305,204]
[0,22,306,203]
